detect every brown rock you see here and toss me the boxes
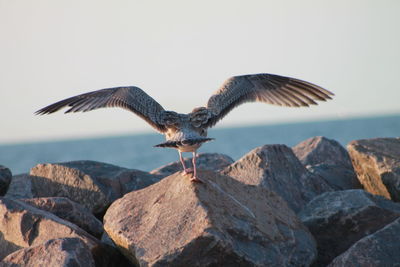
[222,144,333,213]
[293,136,361,190]
[328,218,400,267]
[298,189,400,266]
[0,237,95,267]
[4,174,34,199]
[29,160,162,214]
[293,136,353,167]
[0,197,101,261]
[150,152,234,177]
[0,166,12,196]
[21,197,103,238]
[347,137,400,201]
[104,171,317,266]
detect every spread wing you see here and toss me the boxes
[35,86,168,132]
[204,73,334,128]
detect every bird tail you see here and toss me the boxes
[154,138,215,148]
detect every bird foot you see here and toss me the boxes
[182,170,203,183]
[183,168,194,174]
[190,176,204,183]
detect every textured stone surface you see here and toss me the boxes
[328,217,400,267]
[4,174,34,199]
[29,160,162,214]
[0,197,101,261]
[348,137,400,201]
[293,136,353,167]
[0,237,95,267]
[0,166,12,196]
[293,136,361,190]
[21,197,103,238]
[150,153,234,177]
[104,171,317,266]
[222,144,333,213]
[101,231,116,248]
[299,189,400,266]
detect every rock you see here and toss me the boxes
[150,153,234,177]
[21,197,103,238]
[0,166,12,196]
[99,234,134,267]
[4,174,34,199]
[293,136,361,190]
[0,197,102,261]
[293,136,353,167]
[0,237,95,267]
[298,189,400,266]
[348,137,400,201]
[222,144,333,213]
[101,231,116,247]
[104,171,317,267]
[29,160,162,215]
[328,217,400,267]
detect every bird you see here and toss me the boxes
[35,73,333,182]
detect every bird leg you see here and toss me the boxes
[179,151,203,183]
[179,151,193,174]
[190,152,203,183]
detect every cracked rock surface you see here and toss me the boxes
[104,170,317,266]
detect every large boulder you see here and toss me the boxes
[0,166,12,196]
[347,137,400,201]
[0,197,101,261]
[222,144,333,213]
[328,217,400,267]
[150,153,234,177]
[21,197,103,238]
[29,160,162,215]
[298,189,400,266]
[0,237,95,267]
[293,136,361,190]
[104,171,317,266]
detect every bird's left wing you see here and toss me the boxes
[35,86,168,132]
[202,73,334,128]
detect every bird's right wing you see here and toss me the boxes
[35,86,168,132]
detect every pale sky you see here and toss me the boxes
[1,0,399,144]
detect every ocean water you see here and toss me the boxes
[1,114,399,175]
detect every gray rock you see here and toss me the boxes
[4,174,34,199]
[101,231,116,247]
[29,160,162,214]
[0,197,102,261]
[293,136,353,167]
[298,189,400,266]
[21,197,103,238]
[223,144,333,213]
[306,164,360,191]
[99,232,134,267]
[104,171,317,266]
[0,237,95,267]
[0,166,12,196]
[348,137,400,201]
[150,152,234,177]
[328,217,400,267]
[292,136,361,190]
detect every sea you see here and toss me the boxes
[1,114,399,175]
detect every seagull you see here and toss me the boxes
[35,73,333,182]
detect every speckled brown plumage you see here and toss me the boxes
[36,73,334,182]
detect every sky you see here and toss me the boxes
[1,0,399,144]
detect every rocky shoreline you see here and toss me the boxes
[0,136,399,266]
